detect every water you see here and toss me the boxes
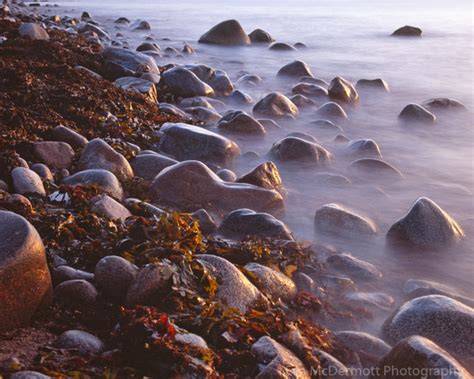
[51,0,473,325]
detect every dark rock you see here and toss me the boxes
[184,106,221,124]
[33,141,75,170]
[182,44,195,54]
[191,209,218,235]
[161,67,215,98]
[316,102,348,120]
[253,92,298,119]
[207,70,234,96]
[10,372,51,379]
[399,104,436,124]
[131,19,151,31]
[277,60,313,78]
[422,98,467,112]
[244,262,297,300]
[130,153,177,181]
[136,42,160,52]
[228,89,253,105]
[198,19,250,45]
[269,137,332,164]
[78,23,110,39]
[11,167,46,196]
[344,291,394,312]
[114,76,158,102]
[102,47,160,76]
[236,161,283,194]
[236,73,262,87]
[346,138,382,158]
[356,78,390,92]
[63,169,124,199]
[55,279,98,305]
[299,76,329,87]
[292,82,328,97]
[18,22,49,40]
[114,17,130,24]
[392,25,422,37]
[269,42,297,51]
[335,331,391,367]
[403,279,474,307]
[52,266,94,285]
[328,77,359,104]
[326,253,382,281]
[31,163,53,181]
[311,119,344,133]
[56,330,104,355]
[217,111,266,135]
[349,158,403,179]
[248,28,274,43]
[90,194,132,221]
[290,94,317,109]
[52,125,88,149]
[286,131,318,143]
[95,255,138,301]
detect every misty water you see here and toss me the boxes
[51,0,473,332]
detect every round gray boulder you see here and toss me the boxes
[198,19,250,45]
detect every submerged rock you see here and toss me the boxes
[63,169,124,199]
[269,42,297,51]
[130,19,151,31]
[161,67,215,98]
[398,104,436,124]
[269,137,332,164]
[236,161,283,194]
[356,78,390,92]
[422,98,467,112]
[277,60,313,78]
[328,76,359,104]
[346,138,382,158]
[387,197,464,249]
[403,279,474,307]
[217,111,266,135]
[326,253,382,281]
[349,158,403,179]
[244,262,297,300]
[248,28,274,43]
[198,19,250,45]
[316,102,348,120]
[391,25,422,37]
[253,92,298,119]
[292,82,328,98]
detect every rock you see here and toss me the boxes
[326,253,382,281]
[315,173,352,187]
[403,279,474,307]
[294,42,307,49]
[198,19,250,45]
[356,78,390,92]
[382,295,474,356]
[124,198,165,217]
[248,28,274,43]
[95,255,138,301]
[157,123,240,166]
[0,211,52,331]
[373,336,471,379]
[179,97,216,110]
[184,106,221,124]
[344,292,394,312]
[277,60,313,78]
[102,47,160,76]
[311,348,352,378]
[31,163,53,181]
[130,153,177,181]
[184,64,215,82]
[33,141,75,170]
[244,262,297,300]
[311,119,344,133]
[300,76,329,87]
[346,139,382,158]
[18,22,49,40]
[159,102,192,120]
[236,161,283,194]
[207,71,234,96]
[269,137,332,164]
[251,336,310,378]
[161,67,215,98]
[216,169,237,182]
[219,208,293,241]
[198,254,265,312]
[78,23,110,39]
[175,331,209,349]
[126,262,175,305]
[328,77,359,104]
[55,279,98,305]
[114,17,130,24]
[52,125,88,149]
[136,42,160,52]
[10,372,51,379]
[217,111,266,135]
[335,134,350,143]
[114,76,158,102]
[228,89,253,105]
[150,161,283,213]
[11,167,46,196]
[78,138,133,182]
[398,104,436,124]
[293,272,314,293]
[269,42,297,51]
[316,102,348,120]
[422,98,467,112]
[259,118,281,130]
[392,25,422,37]
[0,179,8,191]
[334,331,391,367]
[63,169,124,199]
[292,82,328,98]
[56,330,104,355]
[349,158,403,179]
[236,73,263,87]
[3,194,34,215]
[90,194,132,222]
[290,94,317,109]
[191,209,217,235]
[131,19,151,31]
[387,197,464,249]
[286,131,318,143]
[182,44,195,54]
[52,266,94,285]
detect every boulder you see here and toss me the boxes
[78,138,133,182]
[90,194,132,222]
[382,295,474,356]
[334,331,391,367]
[286,131,318,143]
[269,42,297,51]
[219,208,293,241]
[236,161,283,194]
[290,94,317,109]
[391,25,422,37]
[248,28,274,43]
[300,76,329,87]
[244,262,297,300]
[198,19,251,45]
[349,158,403,179]
[150,161,284,213]
[253,92,298,119]
[56,330,104,355]
[11,167,46,196]
[136,42,160,52]
[33,141,75,170]
[55,279,98,305]
[316,102,348,120]
[130,153,177,181]
[269,137,332,164]
[158,123,240,166]
[114,17,130,24]
[311,348,352,378]
[344,291,394,312]
[130,19,151,31]
[277,60,313,78]
[0,211,52,331]
[387,197,464,249]
[346,139,382,158]
[326,253,382,281]
[372,336,471,379]
[179,97,216,110]
[217,111,266,135]
[236,73,263,87]
[102,47,160,76]
[197,254,266,312]
[161,67,215,98]
[18,22,49,40]
[184,106,221,124]
[114,76,158,102]
[398,104,436,124]
[356,78,390,92]
[311,119,344,133]
[228,89,253,105]
[78,23,110,39]
[292,82,328,97]
[328,77,359,104]
[159,102,192,120]
[207,71,234,96]
[31,163,53,181]
[403,279,474,307]
[63,169,124,199]
[422,98,467,112]
[95,255,138,301]
[10,372,51,379]
[52,125,88,149]
[191,209,218,235]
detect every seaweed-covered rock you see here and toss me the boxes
[130,153,177,181]
[253,92,298,119]
[277,60,313,78]
[244,262,297,301]
[269,137,332,164]
[391,25,422,37]
[63,169,124,199]
[217,111,266,135]
[236,161,283,194]
[326,253,382,281]
[398,104,436,124]
[248,28,274,43]
[328,77,359,104]
[198,20,250,45]
[161,67,215,98]
[33,141,75,170]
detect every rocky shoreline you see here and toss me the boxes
[1,1,473,378]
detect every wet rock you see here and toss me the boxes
[150,161,284,213]
[422,98,467,112]
[392,25,422,37]
[316,102,348,120]
[259,118,281,130]
[182,43,195,54]
[244,262,297,300]
[346,139,382,158]
[56,330,104,354]
[292,82,328,98]
[52,125,88,149]
[398,104,436,124]
[294,42,307,49]
[315,203,378,238]
[90,194,131,222]
[198,254,265,312]
[335,134,350,143]
[219,208,293,241]
[52,266,94,285]
[326,253,382,281]
[328,77,359,104]
[191,209,218,235]
[0,211,52,331]
[293,272,314,293]
[228,89,253,105]
[10,372,51,379]
[251,336,310,378]
[114,76,158,102]
[184,64,215,82]
[114,17,130,24]
[277,60,313,78]
[31,163,53,181]
[78,138,133,182]
[130,153,177,181]
[349,158,403,179]
[63,169,124,199]
[159,102,192,120]
[335,331,391,367]
[78,23,110,39]
[136,42,160,52]
[11,167,46,196]
[33,141,75,170]
[387,197,464,249]
[382,295,474,356]
[185,106,221,124]
[102,47,160,76]
[95,256,138,301]
[314,173,352,186]
[311,119,344,133]
[216,169,237,182]
[179,97,216,110]
[311,348,352,378]
[131,19,151,31]
[207,70,234,96]
[236,161,283,194]
[286,131,318,143]
[158,123,240,166]
[356,78,390,92]
[290,94,317,109]
[198,19,250,45]
[248,28,274,43]
[403,279,474,307]
[344,291,394,312]
[55,279,98,305]
[217,111,266,135]
[269,137,332,164]
[18,22,49,40]
[300,76,329,87]
[269,42,297,51]
[236,73,263,88]
[161,67,215,98]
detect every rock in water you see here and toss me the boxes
[387,197,464,249]
[335,331,391,367]
[253,92,299,119]
[269,42,297,51]
[277,60,314,78]
[391,25,422,37]
[18,23,49,40]
[269,137,332,164]
[422,98,468,112]
[236,161,283,194]
[198,19,250,45]
[0,211,52,331]
[346,138,382,158]
[244,263,297,301]
[356,78,390,92]
[160,67,215,98]
[398,104,436,124]
[326,253,383,281]
[328,76,359,104]
[403,279,474,307]
[372,336,471,379]
[217,111,266,136]
[382,295,474,357]
[248,28,274,43]
[316,102,348,120]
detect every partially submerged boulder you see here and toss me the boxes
[328,76,359,104]
[253,92,298,119]
[198,20,250,45]
[316,102,348,120]
[248,28,274,43]
[391,25,422,37]
[160,67,215,98]
[269,137,332,164]
[398,104,436,124]
[356,78,390,92]
[422,98,467,112]
[217,111,266,135]
[236,161,283,194]
[277,60,313,78]
[326,253,382,281]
